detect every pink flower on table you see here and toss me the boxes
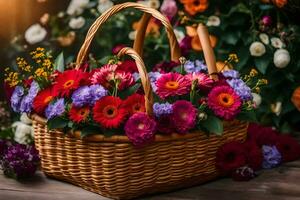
[125,113,156,147]
[160,0,178,20]
[156,72,191,99]
[171,100,197,133]
[90,64,134,90]
[207,85,242,120]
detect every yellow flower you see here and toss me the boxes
[250,68,258,77]
[229,54,239,63]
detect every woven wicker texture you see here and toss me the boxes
[32,2,249,200]
[32,116,247,200]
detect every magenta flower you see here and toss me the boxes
[207,85,242,120]
[125,113,156,147]
[187,72,214,90]
[156,72,191,99]
[171,100,197,133]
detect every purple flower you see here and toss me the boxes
[160,0,178,20]
[11,86,24,113]
[184,60,207,73]
[27,81,40,97]
[179,36,192,56]
[19,81,40,113]
[262,145,281,169]
[226,79,252,101]
[262,15,272,26]
[71,86,91,107]
[148,72,162,92]
[125,113,156,147]
[153,102,173,118]
[2,143,40,179]
[45,98,65,119]
[222,70,240,79]
[89,84,108,104]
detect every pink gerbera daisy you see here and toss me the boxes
[207,85,242,120]
[171,100,197,133]
[90,64,134,90]
[187,72,214,90]
[156,72,191,99]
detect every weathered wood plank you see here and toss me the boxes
[0,160,299,200]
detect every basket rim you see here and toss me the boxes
[31,113,248,143]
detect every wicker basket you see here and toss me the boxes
[32,2,248,200]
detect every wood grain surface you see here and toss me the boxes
[0,160,300,200]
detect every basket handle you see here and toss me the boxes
[75,2,181,68]
[197,24,218,80]
[133,13,181,61]
[117,47,153,115]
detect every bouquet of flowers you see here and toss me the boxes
[5,45,266,147]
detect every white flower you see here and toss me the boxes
[24,24,47,45]
[252,93,262,107]
[12,122,34,145]
[97,0,114,13]
[137,0,160,9]
[67,0,89,15]
[249,41,266,57]
[128,30,137,40]
[259,33,269,45]
[69,17,86,29]
[273,49,290,68]
[20,113,32,125]
[174,29,185,43]
[271,37,285,49]
[206,16,221,27]
[271,102,282,116]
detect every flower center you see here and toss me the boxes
[63,80,74,89]
[226,152,236,162]
[103,105,118,118]
[137,123,145,130]
[133,103,142,112]
[180,112,188,120]
[79,108,89,118]
[193,0,200,6]
[44,96,53,104]
[218,93,234,107]
[165,81,179,90]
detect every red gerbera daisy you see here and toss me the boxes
[244,140,263,170]
[69,105,90,123]
[33,86,54,115]
[123,94,146,115]
[117,60,138,73]
[216,141,247,174]
[53,69,88,97]
[93,96,127,129]
[276,135,300,162]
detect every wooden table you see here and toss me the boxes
[1,160,300,200]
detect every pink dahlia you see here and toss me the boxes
[125,113,156,147]
[208,85,242,120]
[171,100,197,133]
[187,72,214,90]
[90,64,134,90]
[156,72,191,99]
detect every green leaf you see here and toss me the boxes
[81,126,101,138]
[236,110,257,122]
[254,56,270,74]
[118,83,141,99]
[222,31,241,45]
[54,52,64,72]
[202,115,223,135]
[47,117,68,130]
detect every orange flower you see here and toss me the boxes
[291,87,300,111]
[132,18,160,37]
[272,0,287,8]
[180,0,209,16]
[186,26,217,51]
